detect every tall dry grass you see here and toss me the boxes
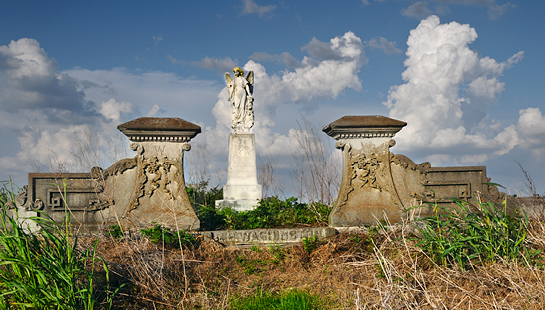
[80,202,544,309]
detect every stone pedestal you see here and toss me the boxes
[116,117,201,230]
[216,133,262,211]
[323,116,407,226]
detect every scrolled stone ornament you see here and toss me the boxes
[181,142,191,152]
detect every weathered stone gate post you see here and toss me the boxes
[116,117,201,230]
[324,115,506,227]
[323,116,407,226]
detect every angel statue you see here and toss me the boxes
[225,67,254,133]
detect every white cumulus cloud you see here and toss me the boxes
[384,16,522,150]
[100,98,134,121]
[383,15,545,167]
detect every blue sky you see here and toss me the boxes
[1,0,544,196]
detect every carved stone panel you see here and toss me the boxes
[330,139,404,227]
[202,227,336,245]
[226,133,257,184]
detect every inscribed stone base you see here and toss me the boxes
[200,227,336,246]
[215,133,262,212]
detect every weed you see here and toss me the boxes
[302,235,319,253]
[269,244,286,265]
[410,196,541,270]
[140,223,196,248]
[0,180,119,309]
[107,225,124,239]
[236,256,268,275]
[348,234,361,244]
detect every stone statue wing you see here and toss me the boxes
[245,71,254,94]
[225,72,234,86]
[225,72,234,100]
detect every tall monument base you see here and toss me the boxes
[216,133,262,212]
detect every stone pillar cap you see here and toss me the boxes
[117,117,201,143]
[323,115,407,140]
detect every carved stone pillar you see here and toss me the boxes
[323,116,407,227]
[117,117,201,230]
[215,133,262,211]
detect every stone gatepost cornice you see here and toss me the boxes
[322,115,406,140]
[117,117,201,143]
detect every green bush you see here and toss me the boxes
[187,183,225,231]
[188,183,333,231]
[410,197,540,270]
[0,181,118,309]
[219,197,331,230]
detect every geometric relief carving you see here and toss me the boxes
[47,188,109,212]
[420,182,472,203]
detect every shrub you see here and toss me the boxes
[219,197,331,230]
[187,183,225,231]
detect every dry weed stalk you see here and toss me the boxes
[258,155,283,197]
[291,117,340,204]
[184,139,216,190]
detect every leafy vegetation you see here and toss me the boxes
[106,225,123,239]
[187,182,225,231]
[140,223,196,248]
[187,185,332,231]
[302,235,319,253]
[410,197,541,270]
[0,181,118,309]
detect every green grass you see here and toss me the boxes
[0,180,118,309]
[229,289,326,310]
[410,195,541,270]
